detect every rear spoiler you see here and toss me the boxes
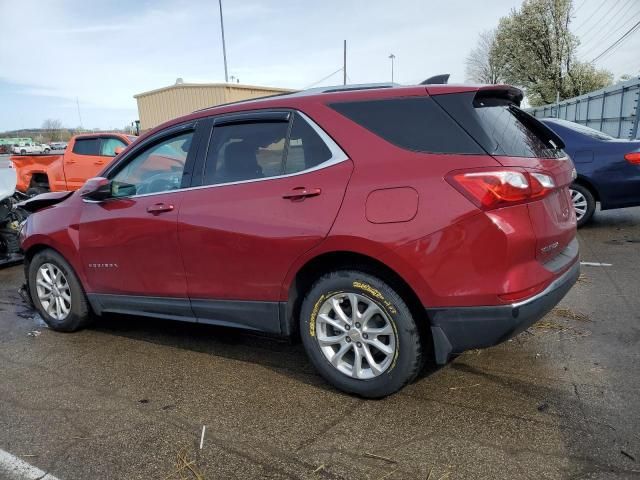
[420,74,450,85]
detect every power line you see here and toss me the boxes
[591,19,640,63]
[573,0,613,33]
[303,67,344,89]
[580,10,640,59]
[578,0,637,51]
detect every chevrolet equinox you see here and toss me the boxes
[21,83,579,397]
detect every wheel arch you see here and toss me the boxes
[573,175,599,202]
[283,249,430,344]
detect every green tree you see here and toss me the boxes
[491,0,612,106]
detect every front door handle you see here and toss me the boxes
[282,187,322,201]
[146,203,174,215]
[94,160,105,166]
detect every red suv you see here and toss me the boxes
[20,83,579,397]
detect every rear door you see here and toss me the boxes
[178,110,352,333]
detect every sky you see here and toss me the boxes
[0,0,638,131]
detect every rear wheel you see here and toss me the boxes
[300,270,423,398]
[28,249,92,332]
[570,184,595,227]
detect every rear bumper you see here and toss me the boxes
[427,259,580,364]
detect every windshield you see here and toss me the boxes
[546,119,614,141]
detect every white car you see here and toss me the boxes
[11,143,50,155]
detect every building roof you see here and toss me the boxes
[134,82,295,99]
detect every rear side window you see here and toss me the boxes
[72,138,100,155]
[203,121,289,185]
[329,97,483,154]
[284,113,332,174]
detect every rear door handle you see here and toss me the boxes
[282,187,322,200]
[94,161,105,166]
[146,203,174,215]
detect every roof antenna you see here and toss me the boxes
[420,74,450,85]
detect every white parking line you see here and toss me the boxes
[0,449,61,480]
[580,261,613,267]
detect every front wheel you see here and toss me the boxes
[28,249,92,332]
[570,184,596,227]
[300,270,424,398]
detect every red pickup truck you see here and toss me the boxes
[11,133,135,195]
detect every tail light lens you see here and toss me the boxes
[447,169,556,210]
[625,152,640,165]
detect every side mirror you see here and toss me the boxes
[114,147,125,156]
[79,177,112,201]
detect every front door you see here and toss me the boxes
[178,111,352,333]
[79,127,198,317]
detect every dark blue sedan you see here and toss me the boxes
[541,118,640,226]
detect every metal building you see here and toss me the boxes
[528,76,640,140]
[134,81,295,131]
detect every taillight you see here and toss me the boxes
[447,169,556,210]
[625,152,640,165]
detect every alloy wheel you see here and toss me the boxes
[315,292,397,379]
[36,263,72,320]
[570,188,588,222]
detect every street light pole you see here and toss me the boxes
[388,54,395,83]
[218,0,229,83]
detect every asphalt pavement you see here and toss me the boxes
[1,208,639,479]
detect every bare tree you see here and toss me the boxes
[465,29,504,84]
[41,118,63,142]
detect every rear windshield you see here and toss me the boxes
[475,104,565,158]
[433,92,566,159]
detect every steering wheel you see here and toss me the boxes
[136,172,179,195]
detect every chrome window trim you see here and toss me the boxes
[84,110,349,202]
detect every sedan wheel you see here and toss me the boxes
[569,184,596,227]
[315,292,396,379]
[570,188,588,222]
[36,263,72,320]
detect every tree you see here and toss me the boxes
[491,0,612,106]
[41,119,64,142]
[465,29,504,84]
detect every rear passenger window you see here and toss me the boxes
[329,97,483,154]
[284,114,332,174]
[72,138,100,155]
[203,122,289,185]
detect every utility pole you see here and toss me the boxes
[218,0,229,83]
[343,40,347,85]
[76,97,83,129]
[388,53,396,83]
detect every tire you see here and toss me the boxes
[20,150,26,155]
[44,148,50,154]
[28,249,92,332]
[570,184,596,227]
[300,270,423,398]
[26,186,49,197]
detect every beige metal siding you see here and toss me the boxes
[135,84,294,131]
